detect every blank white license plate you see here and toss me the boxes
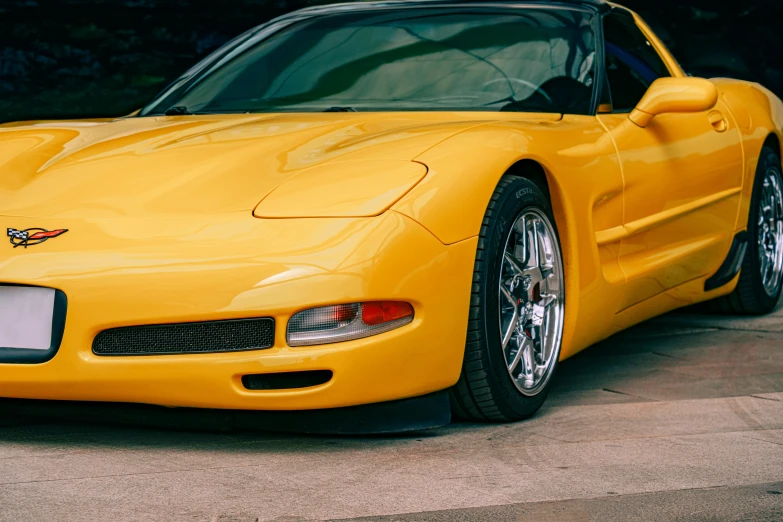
[0,286,55,350]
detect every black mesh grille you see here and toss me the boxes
[93,318,275,356]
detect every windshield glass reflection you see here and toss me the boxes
[143,8,597,115]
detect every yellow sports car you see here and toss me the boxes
[1,0,782,432]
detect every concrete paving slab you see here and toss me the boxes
[544,388,654,408]
[605,372,783,401]
[587,329,783,361]
[337,482,783,522]
[651,335,783,364]
[2,428,782,521]
[743,428,783,446]
[533,395,783,442]
[652,301,783,333]
[2,394,783,521]
[556,352,682,376]
[664,360,783,379]
[752,392,783,402]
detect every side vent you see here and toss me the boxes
[705,231,748,292]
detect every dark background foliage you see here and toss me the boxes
[2,0,782,123]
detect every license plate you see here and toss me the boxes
[0,286,55,350]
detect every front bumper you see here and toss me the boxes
[0,211,477,410]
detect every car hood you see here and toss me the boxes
[0,113,498,219]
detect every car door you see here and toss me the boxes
[596,8,744,311]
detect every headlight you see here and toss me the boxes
[287,302,414,347]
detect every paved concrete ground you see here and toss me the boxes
[1,305,783,521]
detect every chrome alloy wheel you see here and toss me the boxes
[498,209,564,397]
[758,165,783,297]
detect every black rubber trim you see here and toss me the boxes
[242,370,333,390]
[235,390,451,434]
[0,285,67,365]
[705,231,749,292]
[0,390,452,435]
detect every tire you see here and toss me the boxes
[450,176,565,422]
[711,146,783,315]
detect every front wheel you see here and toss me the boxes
[711,146,783,314]
[450,176,565,422]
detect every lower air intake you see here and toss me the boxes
[242,370,333,390]
[93,318,275,356]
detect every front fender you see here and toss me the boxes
[392,114,626,358]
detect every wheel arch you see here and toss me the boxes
[505,159,551,202]
[396,141,584,359]
[500,160,573,310]
[399,151,575,282]
[764,132,781,158]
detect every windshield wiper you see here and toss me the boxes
[324,106,358,112]
[164,106,194,116]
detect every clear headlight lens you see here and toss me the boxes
[287,302,414,347]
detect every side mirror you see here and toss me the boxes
[629,77,719,128]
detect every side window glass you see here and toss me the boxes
[603,10,671,113]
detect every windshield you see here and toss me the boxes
[141,7,597,116]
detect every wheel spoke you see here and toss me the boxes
[519,336,535,386]
[768,254,775,281]
[507,339,524,372]
[501,311,518,351]
[504,252,526,276]
[514,216,528,266]
[502,319,517,351]
[498,207,564,396]
[758,166,783,296]
[539,293,557,310]
[500,284,517,309]
[531,218,541,268]
[524,266,544,288]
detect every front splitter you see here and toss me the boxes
[0,390,452,435]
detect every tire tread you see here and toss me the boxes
[450,177,535,422]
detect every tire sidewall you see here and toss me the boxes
[480,179,563,419]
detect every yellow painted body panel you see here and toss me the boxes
[597,99,745,311]
[254,160,428,218]
[393,115,627,358]
[0,210,477,409]
[1,6,783,411]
